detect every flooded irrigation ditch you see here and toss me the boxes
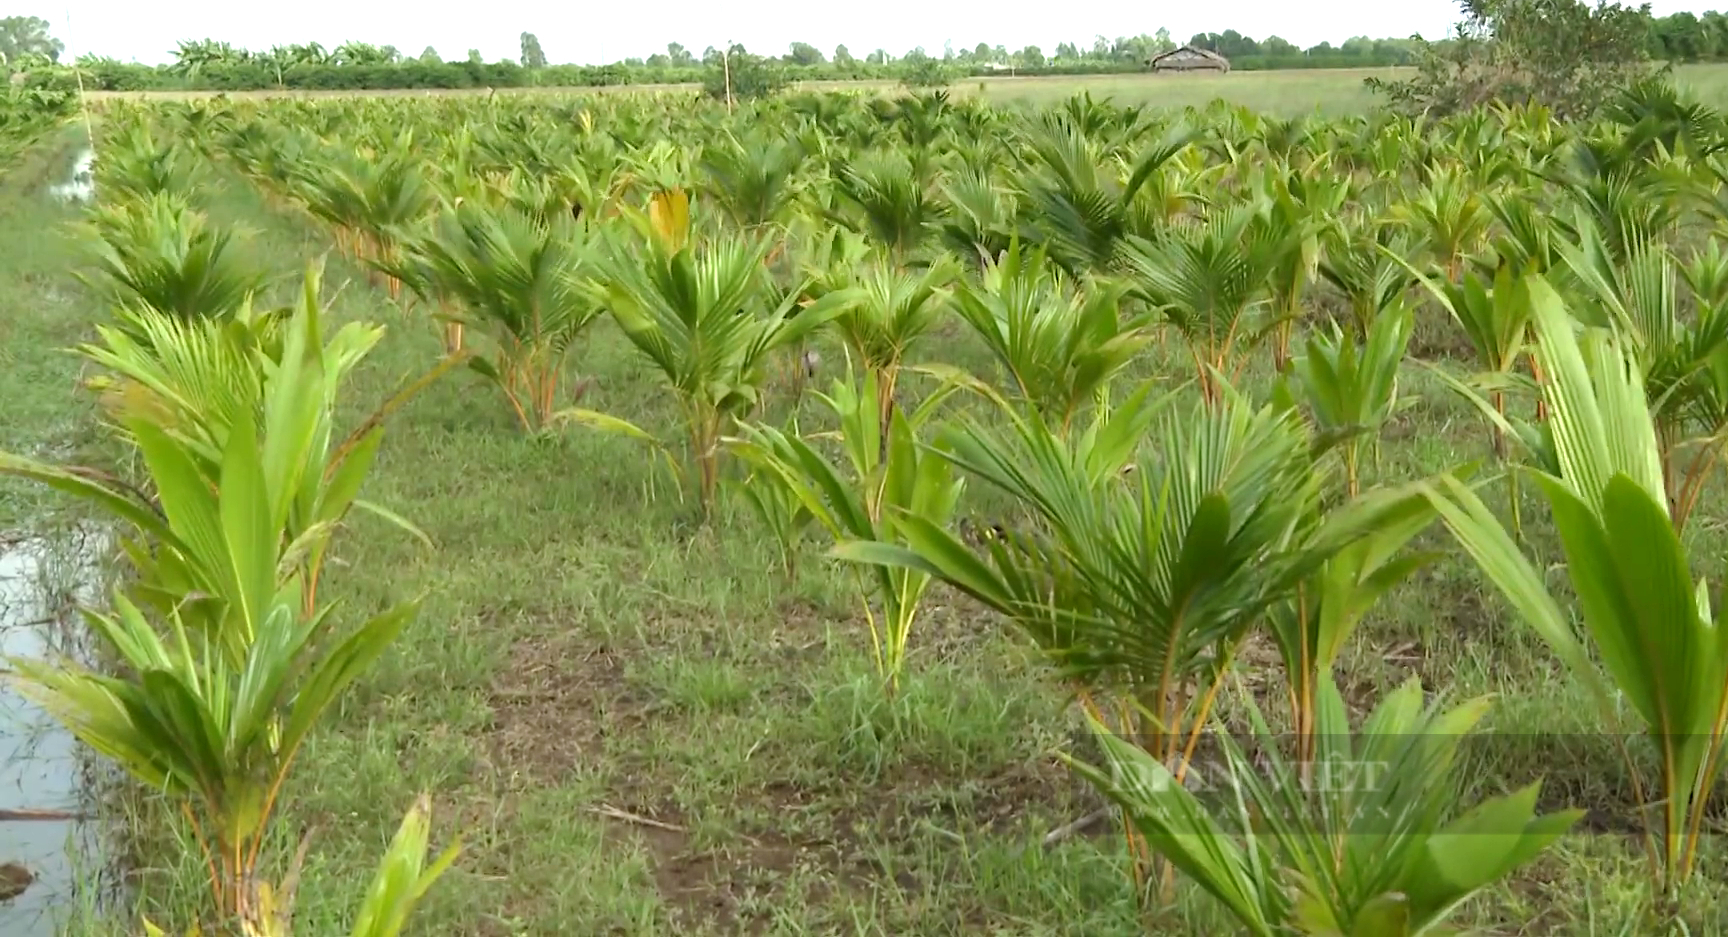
[0,527,112,934]
[2,147,116,933]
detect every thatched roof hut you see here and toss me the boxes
[1148,46,1230,74]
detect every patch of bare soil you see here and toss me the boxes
[478,603,1093,934]
[484,629,651,785]
[600,809,811,936]
[602,756,1084,935]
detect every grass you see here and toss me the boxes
[79,63,1728,117]
[0,132,108,523]
[3,124,1728,935]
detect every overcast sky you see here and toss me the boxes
[28,0,1728,66]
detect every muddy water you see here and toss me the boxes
[48,148,93,204]
[0,535,102,933]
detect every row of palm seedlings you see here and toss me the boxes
[1,105,460,935]
[11,78,1728,930]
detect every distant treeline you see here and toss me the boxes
[1649,10,1728,61]
[20,54,1415,95]
[9,10,1724,95]
[11,31,1423,94]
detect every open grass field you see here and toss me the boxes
[78,63,1728,116]
[8,81,1728,937]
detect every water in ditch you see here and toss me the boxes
[1,131,121,934]
[48,148,94,204]
[0,530,106,934]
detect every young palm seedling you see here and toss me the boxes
[830,149,940,264]
[79,192,267,320]
[587,198,854,514]
[92,118,202,201]
[1016,118,1196,276]
[1428,273,1728,909]
[1557,212,1728,532]
[69,266,446,619]
[1403,263,1534,462]
[1285,302,1414,498]
[1260,164,1347,371]
[1070,676,1580,933]
[1124,203,1290,403]
[399,201,602,433]
[826,253,958,438]
[1394,162,1493,281]
[837,385,1396,891]
[143,793,457,937]
[1266,487,1439,763]
[952,239,1153,430]
[699,129,809,230]
[2,292,434,932]
[1317,220,1418,341]
[731,370,963,693]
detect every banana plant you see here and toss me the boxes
[1285,303,1414,497]
[393,201,602,432]
[79,192,267,320]
[1069,677,1580,935]
[731,371,963,693]
[951,239,1154,430]
[1427,272,1728,903]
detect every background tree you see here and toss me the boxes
[1263,35,1300,57]
[419,45,442,63]
[0,16,62,65]
[520,31,547,69]
[288,42,328,65]
[1370,0,1659,118]
[332,41,393,66]
[834,44,855,66]
[786,41,825,66]
[168,39,244,78]
[702,43,787,101]
[667,42,694,65]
